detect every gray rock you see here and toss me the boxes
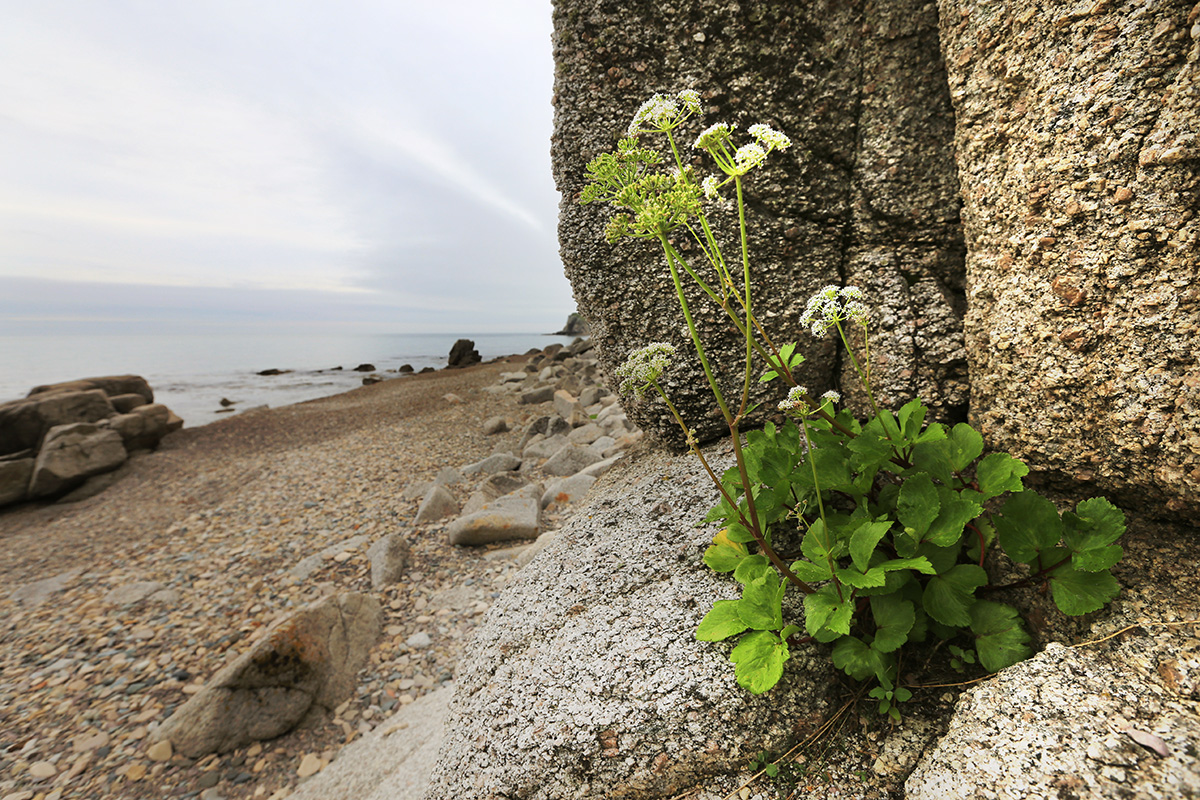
[151,592,382,757]
[425,446,837,800]
[567,423,605,445]
[447,485,541,546]
[108,392,148,413]
[0,457,34,506]
[401,481,433,501]
[102,581,165,606]
[519,386,556,405]
[553,389,583,421]
[415,484,459,524]
[28,422,127,498]
[579,455,623,480]
[447,339,481,368]
[540,473,596,509]
[9,568,82,607]
[481,416,508,435]
[461,473,529,515]
[368,533,412,590]
[906,641,1200,799]
[405,632,432,650]
[434,467,464,486]
[287,686,452,800]
[288,535,371,580]
[0,389,117,456]
[541,442,604,477]
[522,434,570,461]
[460,452,521,476]
[27,374,153,404]
[104,402,171,451]
[940,0,1200,517]
[579,386,605,407]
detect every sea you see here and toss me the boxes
[0,328,579,429]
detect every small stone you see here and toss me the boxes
[28,761,56,779]
[406,632,433,649]
[147,740,173,761]
[125,762,146,781]
[297,753,324,778]
[72,731,110,752]
[198,771,220,788]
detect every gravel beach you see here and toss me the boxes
[0,356,569,800]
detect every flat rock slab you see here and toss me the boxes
[29,422,127,498]
[288,686,452,800]
[447,486,541,546]
[541,442,604,476]
[152,592,382,757]
[10,568,83,607]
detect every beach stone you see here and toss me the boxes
[102,581,165,606]
[368,533,411,590]
[567,423,604,444]
[405,632,432,650]
[425,445,838,800]
[940,0,1200,517]
[460,452,521,476]
[542,442,604,477]
[481,416,508,435]
[105,402,171,451]
[28,423,127,498]
[414,485,458,524]
[519,386,555,405]
[552,389,582,421]
[151,592,382,757]
[447,339,481,368]
[540,473,596,510]
[287,534,371,582]
[27,374,153,403]
[461,473,529,515]
[297,753,325,778]
[448,485,541,546]
[579,386,604,407]
[146,740,173,762]
[9,568,81,607]
[108,392,148,413]
[521,433,569,461]
[287,686,451,800]
[0,457,34,505]
[434,466,464,486]
[0,389,116,456]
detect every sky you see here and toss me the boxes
[0,1,576,333]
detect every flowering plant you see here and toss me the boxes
[582,91,1125,718]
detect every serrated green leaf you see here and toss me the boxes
[758,370,780,383]
[730,630,789,694]
[925,486,983,547]
[738,571,785,630]
[725,521,757,544]
[838,566,887,589]
[848,429,896,474]
[976,452,1029,499]
[789,559,832,582]
[801,518,835,567]
[947,423,984,472]
[923,564,988,627]
[918,540,962,574]
[897,398,927,442]
[850,519,894,572]
[831,636,886,681]
[733,554,771,585]
[910,438,955,486]
[703,529,750,572]
[804,584,854,638]
[898,473,940,538]
[870,594,914,653]
[1063,497,1126,572]
[696,600,750,641]
[1049,561,1121,615]
[877,556,937,575]
[917,422,948,444]
[969,600,1032,672]
[995,491,1063,563]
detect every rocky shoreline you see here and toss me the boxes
[0,339,642,800]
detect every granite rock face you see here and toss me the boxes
[552,0,967,445]
[28,423,127,498]
[938,0,1200,515]
[425,446,837,800]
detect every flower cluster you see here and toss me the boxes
[778,385,810,414]
[695,119,792,177]
[615,342,677,398]
[628,90,702,137]
[694,122,734,150]
[801,285,868,337]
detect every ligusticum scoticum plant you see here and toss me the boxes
[581,90,1126,720]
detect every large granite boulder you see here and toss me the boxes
[0,389,116,456]
[938,0,1200,515]
[151,592,382,757]
[425,446,838,799]
[553,0,968,446]
[447,338,482,369]
[27,422,127,498]
[27,374,154,404]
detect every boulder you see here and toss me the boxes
[522,434,570,461]
[567,423,605,445]
[368,533,412,590]
[447,485,541,546]
[519,386,556,405]
[353,363,377,372]
[109,393,148,413]
[460,452,521,476]
[461,473,529,515]
[104,403,171,451]
[28,423,127,498]
[553,389,583,421]
[425,446,838,799]
[481,415,508,435]
[542,442,604,477]
[0,457,34,506]
[150,592,382,757]
[540,473,596,509]
[0,389,116,456]
[939,0,1200,516]
[553,0,967,446]
[555,312,590,337]
[415,485,459,524]
[27,374,153,404]
[447,339,481,369]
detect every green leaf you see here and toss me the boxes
[730,630,789,694]
[910,438,955,486]
[870,594,915,653]
[897,398,928,442]
[976,452,1029,499]
[925,486,983,547]
[1048,561,1121,615]
[969,600,1032,672]
[897,473,940,539]
[696,600,750,641]
[789,558,832,583]
[838,566,887,589]
[801,518,836,567]
[877,556,937,575]
[733,554,772,586]
[848,429,895,473]
[947,423,984,472]
[995,491,1063,563]
[724,521,757,544]
[738,571,785,630]
[831,636,886,681]
[703,529,750,573]
[849,519,894,572]
[804,584,854,639]
[1063,497,1126,572]
[918,540,962,574]
[923,564,988,627]
[916,422,948,444]
[758,370,780,383]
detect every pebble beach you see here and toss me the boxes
[0,352,617,800]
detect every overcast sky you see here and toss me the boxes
[0,1,576,333]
